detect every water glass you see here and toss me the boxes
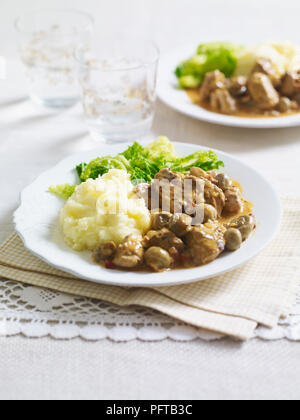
[15,9,94,108]
[75,40,160,142]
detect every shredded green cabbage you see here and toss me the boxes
[49,137,224,200]
[49,184,76,200]
[175,42,243,88]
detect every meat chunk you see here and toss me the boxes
[151,211,173,230]
[199,70,226,102]
[276,97,297,113]
[185,225,225,266]
[152,169,184,213]
[149,168,225,218]
[280,72,300,97]
[144,247,173,272]
[113,235,144,268]
[224,228,242,251]
[204,179,225,217]
[93,242,117,263]
[214,173,232,191]
[189,167,225,217]
[252,59,281,87]
[228,76,248,97]
[224,187,244,214]
[133,183,150,207]
[248,73,280,109]
[169,214,192,237]
[142,228,185,253]
[190,167,215,182]
[151,169,206,215]
[183,175,205,208]
[210,88,237,114]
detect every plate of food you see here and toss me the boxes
[14,138,281,287]
[158,41,300,128]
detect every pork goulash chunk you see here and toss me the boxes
[199,70,226,102]
[224,187,244,214]
[280,72,300,97]
[113,235,144,268]
[252,58,281,87]
[210,89,237,114]
[248,72,280,109]
[185,225,225,266]
[228,76,248,97]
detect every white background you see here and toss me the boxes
[1,0,300,400]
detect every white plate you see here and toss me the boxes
[14,141,281,287]
[158,44,300,128]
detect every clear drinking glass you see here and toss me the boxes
[15,9,94,108]
[75,40,160,142]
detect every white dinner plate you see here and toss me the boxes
[157,44,300,128]
[14,141,281,287]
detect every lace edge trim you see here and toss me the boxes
[1,319,300,342]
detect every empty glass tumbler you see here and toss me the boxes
[16,9,94,108]
[75,40,160,142]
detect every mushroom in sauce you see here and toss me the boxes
[113,235,144,268]
[227,214,255,241]
[144,247,173,272]
[215,173,232,191]
[224,228,242,251]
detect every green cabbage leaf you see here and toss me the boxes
[49,137,224,199]
[175,42,242,88]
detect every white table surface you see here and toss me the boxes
[1,0,300,401]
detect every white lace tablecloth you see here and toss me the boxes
[1,278,300,342]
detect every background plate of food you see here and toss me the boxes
[14,138,281,287]
[158,41,300,128]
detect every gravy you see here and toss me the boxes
[97,194,254,273]
[186,88,300,118]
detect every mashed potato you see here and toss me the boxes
[60,169,151,251]
[235,41,300,78]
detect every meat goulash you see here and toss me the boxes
[175,41,300,118]
[92,168,255,273]
[55,139,256,273]
[187,65,300,118]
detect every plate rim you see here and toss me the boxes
[157,43,300,129]
[14,140,282,287]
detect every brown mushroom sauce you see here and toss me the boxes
[92,168,255,273]
[186,60,300,118]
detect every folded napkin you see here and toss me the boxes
[0,197,299,341]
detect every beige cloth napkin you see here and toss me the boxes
[0,197,299,341]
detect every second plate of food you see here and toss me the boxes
[14,139,281,287]
[158,41,300,128]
